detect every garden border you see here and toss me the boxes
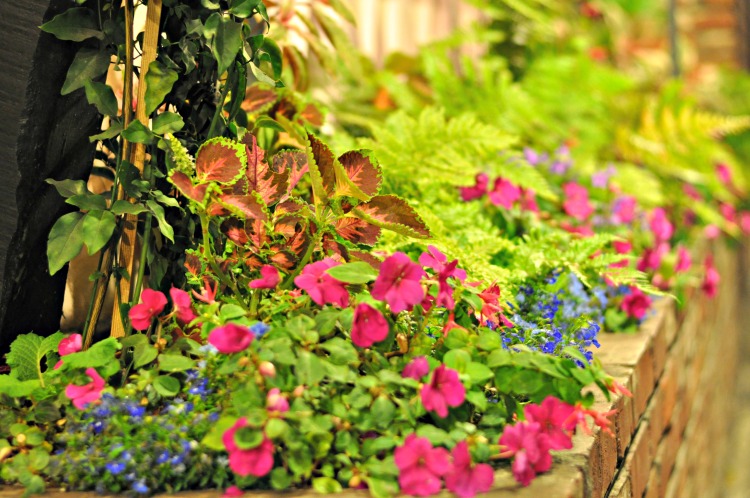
[0,241,743,498]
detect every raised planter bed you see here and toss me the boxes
[0,241,743,498]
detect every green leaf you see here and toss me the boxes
[153,375,181,396]
[295,350,325,385]
[210,17,243,75]
[61,47,110,96]
[443,349,471,374]
[415,425,451,446]
[82,210,116,254]
[84,81,118,116]
[477,329,502,351]
[258,38,283,80]
[319,338,359,366]
[6,332,63,382]
[229,0,262,17]
[46,178,88,198]
[234,426,264,449]
[158,354,195,372]
[89,121,123,142]
[201,416,238,450]
[152,112,185,135]
[122,120,155,144]
[40,8,103,42]
[144,61,179,116]
[146,199,175,242]
[466,362,494,385]
[352,195,430,239]
[252,116,286,133]
[28,448,50,471]
[313,477,343,494]
[325,261,378,284]
[371,395,395,429]
[59,338,121,370]
[265,418,289,439]
[48,212,86,275]
[111,200,148,215]
[0,375,41,398]
[66,193,107,211]
[270,467,293,490]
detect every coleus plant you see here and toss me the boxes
[166,129,430,305]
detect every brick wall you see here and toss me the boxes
[676,0,747,73]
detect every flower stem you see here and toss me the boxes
[280,231,323,290]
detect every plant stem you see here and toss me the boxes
[132,212,153,308]
[249,290,260,319]
[207,68,233,139]
[280,230,322,290]
[199,210,247,308]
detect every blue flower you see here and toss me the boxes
[250,322,270,337]
[132,480,149,494]
[105,461,126,475]
[156,451,170,464]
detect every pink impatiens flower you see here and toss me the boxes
[294,258,349,307]
[394,434,450,496]
[741,212,750,234]
[223,486,244,498]
[612,196,636,224]
[208,323,254,354]
[620,287,652,320]
[249,265,281,289]
[459,173,489,202]
[266,388,289,414]
[637,242,669,272]
[488,178,521,209]
[716,163,733,186]
[562,182,594,221]
[675,246,692,273]
[702,256,720,298]
[222,418,274,477]
[129,288,168,330]
[498,422,552,487]
[720,203,737,224]
[351,303,389,348]
[371,252,426,314]
[54,333,82,369]
[649,208,674,242]
[444,441,494,498]
[523,397,576,450]
[170,287,198,325]
[421,364,466,418]
[419,246,467,282]
[65,368,105,410]
[402,357,430,380]
[520,189,539,213]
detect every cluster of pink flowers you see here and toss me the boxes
[128,287,198,330]
[223,418,275,477]
[65,367,105,410]
[499,397,616,486]
[459,173,538,213]
[395,435,493,497]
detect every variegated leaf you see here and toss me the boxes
[352,195,431,239]
[240,133,288,206]
[195,138,246,185]
[335,150,382,200]
[169,171,209,204]
[334,217,381,245]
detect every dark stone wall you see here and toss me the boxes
[0,0,101,355]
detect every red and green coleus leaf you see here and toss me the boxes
[221,217,269,249]
[241,83,279,115]
[306,133,337,204]
[215,193,269,222]
[334,217,381,246]
[236,132,289,206]
[322,235,349,261]
[169,171,210,205]
[195,137,247,185]
[351,195,431,239]
[272,150,309,196]
[335,150,382,200]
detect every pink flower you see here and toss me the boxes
[65,368,105,410]
[562,182,594,221]
[129,289,167,330]
[444,441,494,498]
[394,434,450,496]
[741,212,750,234]
[702,256,720,298]
[716,163,733,186]
[372,252,426,313]
[620,287,652,320]
[419,246,467,281]
[223,486,244,498]
[612,196,636,224]
[704,224,721,239]
[523,397,576,450]
[488,178,521,209]
[683,183,702,200]
[720,202,737,224]
[637,242,669,272]
[520,189,539,213]
[567,403,616,436]
[266,388,289,414]
[208,323,254,354]
[170,288,197,325]
[478,284,513,328]
[249,265,281,289]
[403,357,430,380]
[223,418,274,477]
[421,364,466,418]
[193,277,218,304]
[54,333,82,369]
[675,246,691,273]
[649,208,673,242]
[613,240,632,254]
[294,258,349,307]
[498,422,552,487]
[351,303,389,348]
[459,173,489,202]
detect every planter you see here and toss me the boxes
[0,242,743,498]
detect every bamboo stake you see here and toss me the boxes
[110,0,163,338]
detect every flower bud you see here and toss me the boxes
[258,361,276,378]
[348,476,362,488]
[293,385,305,398]
[238,356,251,367]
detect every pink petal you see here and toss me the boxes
[208,324,254,353]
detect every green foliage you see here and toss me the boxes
[6,332,64,384]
